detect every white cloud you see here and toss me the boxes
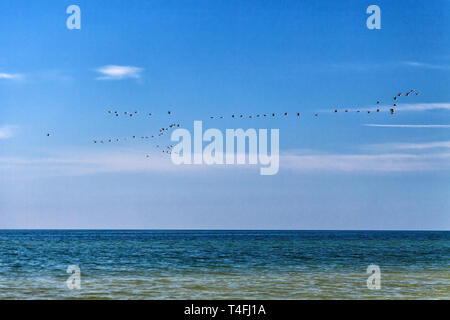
[95,65,143,80]
[2,143,450,177]
[0,125,18,139]
[0,73,23,80]
[282,152,450,172]
[393,103,450,112]
[365,124,450,128]
[402,61,450,70]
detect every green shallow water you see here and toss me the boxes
[0,230,448,299]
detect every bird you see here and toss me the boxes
[334,109,338,113]
[393,96,397,101]
[397,93,402,96]
[272,113,275,117]
[232,114,235,118]
[108,111,112,114]
[297,112,300,116]
[94,140,97,143]
[46,133,50,137]
[124,111,128,115]
[390,108,395,115]
[376,101,380,104]
[168,111,171,115]
[345,110,348,112]
[314,113,318,117]
[210,116,214,119]
[146,155,150,158]
[240,115,243,118]
[115,114,119,117]
[149,113,152,116]
[284,112,288,116]
[367,110,371,114]
[376,109,380,112]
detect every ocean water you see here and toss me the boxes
[0,230,448,300]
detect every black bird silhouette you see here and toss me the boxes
[297,112,300,116]
[390,108,395,115]
[168,111,171,115]
[376,101,380,104]
[46,133,50,136]
[284,112,288,116]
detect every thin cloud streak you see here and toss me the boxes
[283,152,450,172]
[365,124,450,128]
[402,61,450,70]
[0,125,18,139]
[0,73,23,80]
[2,146,450,177]
[95,65,143,80]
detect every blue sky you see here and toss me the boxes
[0,0,449,229]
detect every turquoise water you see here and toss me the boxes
[0,230,448,299]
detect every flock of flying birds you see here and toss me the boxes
[46,89,420,158]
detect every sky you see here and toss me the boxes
[0,0,449,229]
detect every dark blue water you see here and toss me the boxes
[0,230,449,299]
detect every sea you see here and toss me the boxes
[0,230,448,299]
